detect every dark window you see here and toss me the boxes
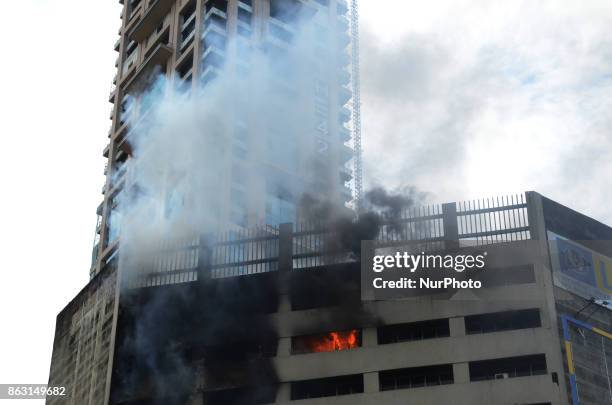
[204,12,227,31]
[180,2,196,51]
[119,95,133,125]
[238,0,252,6]
[208,340,278,360]
[478,264,536,286]
[206,386,276,404]
[205,0,228,14]
[465,309,541,335]
[238,8,252,25]
[291,374,363,400]
[128,0,142,18]
[177,53,193,80]
[125,39,138,57]
[378,319,450,344]
[469,354,547,381]
[379,364,454,391]
[292,330,361,354]
[270,0,301,23]
[181,0,196,17]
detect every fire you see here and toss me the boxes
[310,329,359,353]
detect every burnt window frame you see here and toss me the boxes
[291,329,362,355]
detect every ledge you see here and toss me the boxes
[123,42,173,90]
[129,0,174,43]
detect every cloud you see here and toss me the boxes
[359,0,612,225]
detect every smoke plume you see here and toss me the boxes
[110,5,429,404]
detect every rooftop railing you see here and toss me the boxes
[124,193,531,288]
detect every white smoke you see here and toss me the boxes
[113,10,354,281]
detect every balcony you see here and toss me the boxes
[179,13,196,51]
[123,42,173,90]
[202,24,227,54]
[270,0,316,23]
[121,52,139,83]
[205,0,228,16]
[337,13,349,33]
[116,128,133,155]
[337,0,348,15]
[127,1,143,23]
[336,47,350,67]
[143,23,170,59]
[339,165,352,183]
[200,65,222,87]
[337,30,350,47]
[340,144,354,163]
[338,67,350,86]
[338,105,351,123]
[204,7,227,31]
[338,85,351,106]
[339,125,351,143]
[109,86,117,103]
[340,185,353,203]
[201,45,225,70]
[129,0,174,42]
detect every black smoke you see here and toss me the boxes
[299,185,426,257]
[111,272,281,405]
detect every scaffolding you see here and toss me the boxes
[350,0,363,212]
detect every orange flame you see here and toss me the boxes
[310,330,359,353]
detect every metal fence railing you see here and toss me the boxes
[457,193,530,245]
[126,193,534,287]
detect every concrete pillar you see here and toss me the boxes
[449,316,465,337]
[453,362,470,384]
[442,202,459,250]
[362,327,377,347]
[276,382,291,402]
[278,293,291,313]
[363,372,379,393]
[278,223,293,272]
[278,223,293,313]
[277,337,292,357]
[197,234,212,281]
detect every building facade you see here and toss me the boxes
[48,191,612,404]
[93,0,358,278]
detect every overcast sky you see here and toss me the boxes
[360,0,612,223]
[0,1,611,402]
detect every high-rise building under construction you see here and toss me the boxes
[93,0,360,278]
